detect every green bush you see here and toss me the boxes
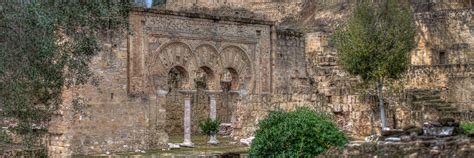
[0,130,12,143]
[249,108,348,157]
[199,118,221,136]
[461,122,474,133]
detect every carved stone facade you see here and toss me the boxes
[49,8,275,156]
[49,1,473,156]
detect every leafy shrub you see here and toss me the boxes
[250,107,348,157]
[461,122,474,133]
[199,118,221,136]
[0,129,12,143]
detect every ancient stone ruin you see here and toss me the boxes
[47,0,473,156]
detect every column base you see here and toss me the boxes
[208,135,219,145]
[180,142,195,148]
[207,140,219,145]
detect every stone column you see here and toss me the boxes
[209,94,217,120]
[206,91,220,144]
[178,90,196,147]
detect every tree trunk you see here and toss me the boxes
[377,79,387,130]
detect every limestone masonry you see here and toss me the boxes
[48,0,473,156]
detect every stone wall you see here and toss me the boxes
[49,8,275,156]
[273,30,308,95]
[304,31,381,137]
[48,30,161,156]
[164,0,305,22]
[413,9,473,65]
[405,64,473,114]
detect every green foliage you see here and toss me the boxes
[0,0,130,146]
[249,108,348,157]
[199,118,221,136]
[0,130,12,144]
[461,122,474,133]
[333,0,416,81]
[333,0,417,129]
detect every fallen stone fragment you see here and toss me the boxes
[382,129,404,137]
[364,135,380,143]
[384,137,401,141]
[168,143,180,149]
[240,136,255,146]
[400,135,412,142]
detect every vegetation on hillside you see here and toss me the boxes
[461,122,474,133]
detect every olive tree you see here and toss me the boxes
[0,0,130,146]
[333,0,416,129]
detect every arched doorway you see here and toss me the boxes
[195,66,214,90]
[221,68,239,91]
[191,66,215,133]
[164,66,189,135]
[167,66,188,91]
[219,68,240,123]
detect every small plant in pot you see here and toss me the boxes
[199,118,221,145]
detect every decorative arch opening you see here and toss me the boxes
[167,66,188,92]
[220,45,253,92]
[195,66,215,90]
[221,68,239,92]
[148,42,196,78]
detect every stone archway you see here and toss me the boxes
[147,42,198,136]
[168,66,189,91]
[195,66,214,90]
[147,42,197,90]
[221,68,240,91]
[195,44,222,90]
[220,46,253,93]
[164,66,191,134]
[191,66,215,133]
[219,46,253,125]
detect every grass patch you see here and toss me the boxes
[461,122,474,133]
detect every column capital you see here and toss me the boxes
[204,90,222,97]
[156,89,169,97]
[177,89,196,98]
[229,89,247,97]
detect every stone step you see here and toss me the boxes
[410,89,440,93]
[440,112,458,115]
[412,102,450,107]
[426,100,446,104]
[438,109,458,113]
[433,104,452,108]
[436,106,457,111]
[412,95,441,101]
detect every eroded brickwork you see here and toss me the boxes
[165,0,305,22]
